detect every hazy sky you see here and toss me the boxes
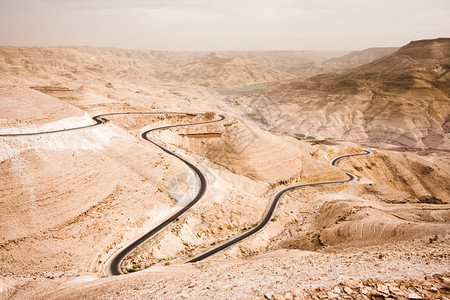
[0,0,449,50]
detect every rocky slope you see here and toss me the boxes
[238,38,450,150]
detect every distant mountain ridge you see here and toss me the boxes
[167,52,292,89]
[285,47,399,77]
[0,45,403,89]
[326,47,400,66]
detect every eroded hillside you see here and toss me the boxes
[236,38,450,150]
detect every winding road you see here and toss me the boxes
[0,112,371,275]
[187,149,371,263]
[0,111,225,275]
[106,113,225,275]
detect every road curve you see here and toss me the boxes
[1,114,371,273]
[107,113,225,276]
[0,111,195,137]
[187,149,371,263]
[0,112,225,275]
[0,117,103,137]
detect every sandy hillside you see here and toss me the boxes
[0,86,88,130]
[0,40,449,299]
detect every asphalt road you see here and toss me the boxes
[1,113,371,274]
[106,113,225,276]
[0,111,225,275]
[0,116,103,137]
[187,149,371,263]
[0,111,196,137]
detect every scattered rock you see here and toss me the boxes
[408,292,422,299]
[254,273,450,300]
[43,272,54,279]
[291,288,306,299]
[377,283,389,294]
[346,279,363,289]
[326,291,339,299]
[388,285,404,296]
[344,286,353,295]
[442,277,450,286]
[273,293,285,300]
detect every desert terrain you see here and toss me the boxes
[0,39,449,299]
